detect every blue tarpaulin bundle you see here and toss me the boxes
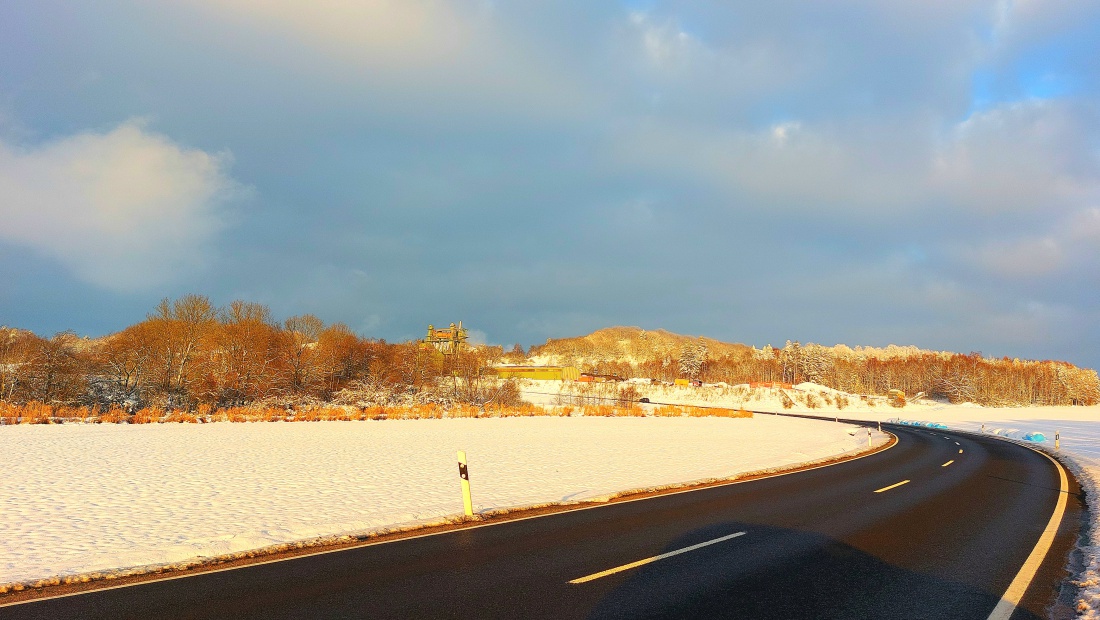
[891,419,949,430]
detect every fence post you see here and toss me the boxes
[457,450,473,517]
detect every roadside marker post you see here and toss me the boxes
[1056,431,1060,450]
[457,450,474,517]
[867,428,871,444]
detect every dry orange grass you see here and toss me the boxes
[163,410,200,423]
[652,404,752,418]
[579,404,645,417]
[18,402,53,424]
[99,407,129,424]
[492,402,550,417]
[56,405,94,422]
[0,402,751,424]
[131,407,164,424]
[702,407,753,418]
[652,404,682,417]
[0,402,19,425]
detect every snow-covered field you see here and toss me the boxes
[0,415,883,588]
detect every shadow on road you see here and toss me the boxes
[584,521,1033,620]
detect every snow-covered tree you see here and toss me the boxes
[679,338,708,380]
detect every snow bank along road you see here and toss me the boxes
[3,425,1081,619]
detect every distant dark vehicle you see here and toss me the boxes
[638,397,650,404]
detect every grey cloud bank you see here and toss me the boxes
[0,1,1097,369]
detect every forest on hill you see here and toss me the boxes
[534,328,1100,407]
[2,300,1098,412]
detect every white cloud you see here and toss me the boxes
[607,99,1099,218]
[991,0,1099,46]
[966,236,1065,278]
[942,204,1100,285]
[629,12,696,68]
[771,122,801,145]
[0,120,244,291]
[190,0,479,72]
[932,100,1100,213]
[466,329,489,346]
[1064,207,1100,242]
[179,0,591,121]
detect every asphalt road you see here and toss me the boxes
[2,425,1083,620]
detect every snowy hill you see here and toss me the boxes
[528,326,751,366]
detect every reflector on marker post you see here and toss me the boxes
[457,450,473,517]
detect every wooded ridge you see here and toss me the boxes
[2,301,1097,411]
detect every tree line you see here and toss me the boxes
[1,295,519,411]
[4,299,1098,411]
[536,338,1100,406]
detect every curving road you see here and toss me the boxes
[1,425,1082,619]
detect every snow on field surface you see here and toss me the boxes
[0,416,883,586]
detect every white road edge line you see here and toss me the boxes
[986,446,1070,620]
[874,480,910,493]
[0,434,899,608]
[569,532,747,584]
[942,460,954,467]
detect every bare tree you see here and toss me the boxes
[281,314,325,395]
[17,332,86,406]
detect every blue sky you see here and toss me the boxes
[1,1,1098,368]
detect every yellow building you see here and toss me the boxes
[488,365,580,381]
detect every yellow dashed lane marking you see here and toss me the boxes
[569,531,747,584]
[874,480,910,493]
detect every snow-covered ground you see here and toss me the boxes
[0,415,884,588]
